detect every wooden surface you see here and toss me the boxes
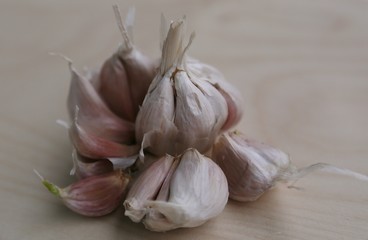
[1,0,367,239]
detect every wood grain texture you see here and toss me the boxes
[0,0,367,239]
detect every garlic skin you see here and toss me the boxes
[124,149,229,232]
[96,5,156,122]
[212,131,290,201]
[35,170,130,217]
[135,19,228,157]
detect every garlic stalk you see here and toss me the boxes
[212,130,368,201]
[124,149,229,232]
[135,18,228,157]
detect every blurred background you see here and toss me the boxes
[0,1,367,239]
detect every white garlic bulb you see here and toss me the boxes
[135,18,228,157]
[124,148,229,232]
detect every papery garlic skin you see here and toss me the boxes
[36,170,130,217]
[124,149,229,232]
[135,19,228,157]
[212,131,290,201]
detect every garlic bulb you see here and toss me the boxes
[135,19,228,157]
[124,148,229,232]
[96,5,156,122]
[159,16,243,131]
[35,170,130,217]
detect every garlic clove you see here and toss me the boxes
[124,155,175,222]
[70,149,113,179]
[212,131,290,201]
[187,58,244,131]
[124,149,229,232]
[173,70,227,154]
[212,130,368,201]
[135,69,178,157]
[144,149,228,232]
[96,5,156,122]
[35,170,130,217]
[67,61,135,144]
[69,115,140,160]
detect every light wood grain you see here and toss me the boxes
[0,0,367,239]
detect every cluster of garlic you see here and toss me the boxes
[37,6,368,232]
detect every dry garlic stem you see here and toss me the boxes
[96,5,156,122]
[124,149,229,232]
[212,130,368,201]
[35,170,130,217]
[135,18,228,157]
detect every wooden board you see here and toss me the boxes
[0,1,367,239]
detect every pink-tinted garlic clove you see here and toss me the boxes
[212,130,368,202]
[216,86,243,131]
[69,118,139,160]
[70,150,113,179]
[67,61,135,143]
[35,170,130,217]
[212,131,290,201]
[96,5,156,122]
